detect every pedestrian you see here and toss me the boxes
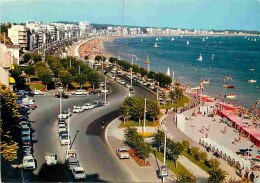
[224,125,227,134]
[241,167,245,178]
[207,125,210,132]
[250,172,255,182]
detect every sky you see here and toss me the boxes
[0,0,260,31]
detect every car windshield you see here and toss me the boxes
[22,134,29,137]
[76,170,84,174]
[119,149,128,153]
[62,136,68,139]
[63,111,68,114]
[70,162,78,165]
[27,159,34,162]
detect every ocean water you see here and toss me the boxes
[104,36,260,108]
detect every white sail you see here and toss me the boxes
[255,38,257,41]
[167,67,171,76]
[186,40,189,45]
[181,35,183,38]
[156,37,159,41]
[154,42,159,47]
[211,54,214,60]
[197,54,203,61]
[141,38,142,42]
[203,38,205,42]
[171,38,174,41]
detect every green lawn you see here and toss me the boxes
[26,83,45,91]
[182,151,211,173]
[160,95,189,109]
[118,120,160,128]
[153,148,193,177]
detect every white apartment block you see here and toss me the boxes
[8,24,27,49]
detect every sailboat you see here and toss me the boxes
[203,38,205,42]
[156,37,159,41]
[166,67,171,76]
[171,38,174,41]
[223,78,235,88]
[255,38,257,42]
[211,54,214,60]
[197,54,203,61]
[181,35,183,38]
[154,42,159,48]
[141,38,142,42]
[186,40,189,45]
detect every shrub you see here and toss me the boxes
[198,151,208,162]
[190,147,200,160]
[182,140,190,150]
[208,168,227,183]
[207,158,220,169]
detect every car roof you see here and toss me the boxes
[68,157,78,162]
[118,147,128,151]
[74,167,84,171]
[24,155,33,159]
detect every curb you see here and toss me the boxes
[105,117,120,152]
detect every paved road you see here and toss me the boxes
[25,74,154,182]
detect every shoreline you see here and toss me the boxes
[78,36,259,115]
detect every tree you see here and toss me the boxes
[147,99,160,122]
[182,140,190,150]
[153,128,165,152]
[207,158,220,170]
[124,127,139,148]
[32,54,42,63]
[11,64,22,80]
[189,147,200,159]
[58,70,72,90]
[148,71,156,80]
[95,55,106,61]
[23,66,35,82]
[68,66,77,76]
[167,140,184,167]
[109,57,118,63]
[154,73,172,87]
[0,84,21,161]
[136,140,151,162]
[38,68,52,90]
[139,67,148,77]
[74,74,87,89]
[169,90,176,105]
[23,53,31,62]
[208,168,227,183]
[84,55,89,60]
[199,151,208,162]
[86,71,99,88]
[46,55,62,77]
[176,172,198,183]
[132,64,140,73]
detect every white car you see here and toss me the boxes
[60,133,70,145]
[45,152,58,166]
[58,125,67,133]
[58,111,72,119]
[23,155,36,170]
[72,106,84,113]
[71,90,88,95]
[65,150,77,161]
[72,167,86,180]
[82,103,95,110]
[120,80,126,85]
[33,90,43,95]
[116,147,129,159]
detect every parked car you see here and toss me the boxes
[60,133,70,146]
[22,131,31,142]
[71,90,88,95]
[58,110,72,119]
[93,101,104,108]
[22,138,31,149]
[45,152,58,166]
[33,90,43,95]
[72,106,84,113]
[23,155,36,170]
[129,88,134,94]
[82,103,95,110]
[89,89,101,95]
[65,150,77,161]
[116,148,130,159]
[55,92,69,99]
[72,167,86,180]
[58,124,67,133]
[67,157,80,170]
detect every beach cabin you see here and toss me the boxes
[199,102,215,115]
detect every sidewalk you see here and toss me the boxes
[162,112,240,180]
[106,118,176,182]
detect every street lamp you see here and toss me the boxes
[163,132,167,183]
[104,76,107,105]
[144,98,147,133]
[59,88,63,115]
[67,108,71,157]
[130,67,133,88]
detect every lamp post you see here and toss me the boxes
[59,88,63,115]
[67,108,70,157]
[163,132,167,183]
[78,66,81,74]
[130,67,133,88]
[104,76,107,105]
[144,98,147,133]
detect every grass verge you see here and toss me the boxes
[26,83,45,91]
[153,148,193,177]
[182,150,211,173]
[119,120,159,128]
[160,95,189,109]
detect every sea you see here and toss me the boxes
[104,36,260,108]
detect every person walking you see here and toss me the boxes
[250,172,255,182]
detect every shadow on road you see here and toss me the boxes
[26,162,106,182]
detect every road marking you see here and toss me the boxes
[104,117,119,152]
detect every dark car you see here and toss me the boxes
[89,90,101,95]
[55,93,69,99]
[93,101,104,107]
[19,107,28,116]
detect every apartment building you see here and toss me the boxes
[8,24,27,50]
